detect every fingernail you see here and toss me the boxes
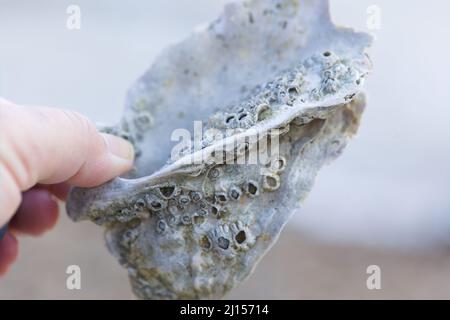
[101,133,135,161]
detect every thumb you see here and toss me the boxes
[0,98,134,225]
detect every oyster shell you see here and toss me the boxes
[67,0,371,299]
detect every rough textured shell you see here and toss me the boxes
[67,0,372,299]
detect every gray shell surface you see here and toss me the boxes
[67,0,372,299]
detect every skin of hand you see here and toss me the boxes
[0,98,134,275]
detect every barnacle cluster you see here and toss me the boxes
[67,0,372,299]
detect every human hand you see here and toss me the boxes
[0,98,134,275]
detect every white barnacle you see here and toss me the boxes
[269,156,286,173]
[244,180,260,198]
[262,173,281,191]
[228,185,242,200]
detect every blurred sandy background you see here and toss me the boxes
[0,0,449,299]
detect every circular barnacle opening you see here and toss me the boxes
[229,186,242,200]
[150,200,163,210]
[208,167,221,179]
[323,51,331,57]
[270,156,286,172]
[197,209,208,216]
[263,174,281,191]
[133,198,147,212]
[134,112,154,131]
[225,114,236,126]
[210,206,219,216]
[225,114,236,124]
[255,103,270,122]
[215,192,228,204]
[323,70,332,79]
[217,237,230,250]
[159,185,176,199]
[145,194,167,211]
[193,215,205,225]
[181,214,192,225]
[190,191,202,202]
[199,235,211,250]
[235,231,247,244]
[156,219,167,234]
[238,112,248,121]
[245,180,259,197]
[178,195,191,206]
[288,86,299,97]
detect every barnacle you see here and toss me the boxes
[66,0,372,299]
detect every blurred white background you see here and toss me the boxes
[1,0,448,249]
[0,0,449,299]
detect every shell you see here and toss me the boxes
[66,0,371,299]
